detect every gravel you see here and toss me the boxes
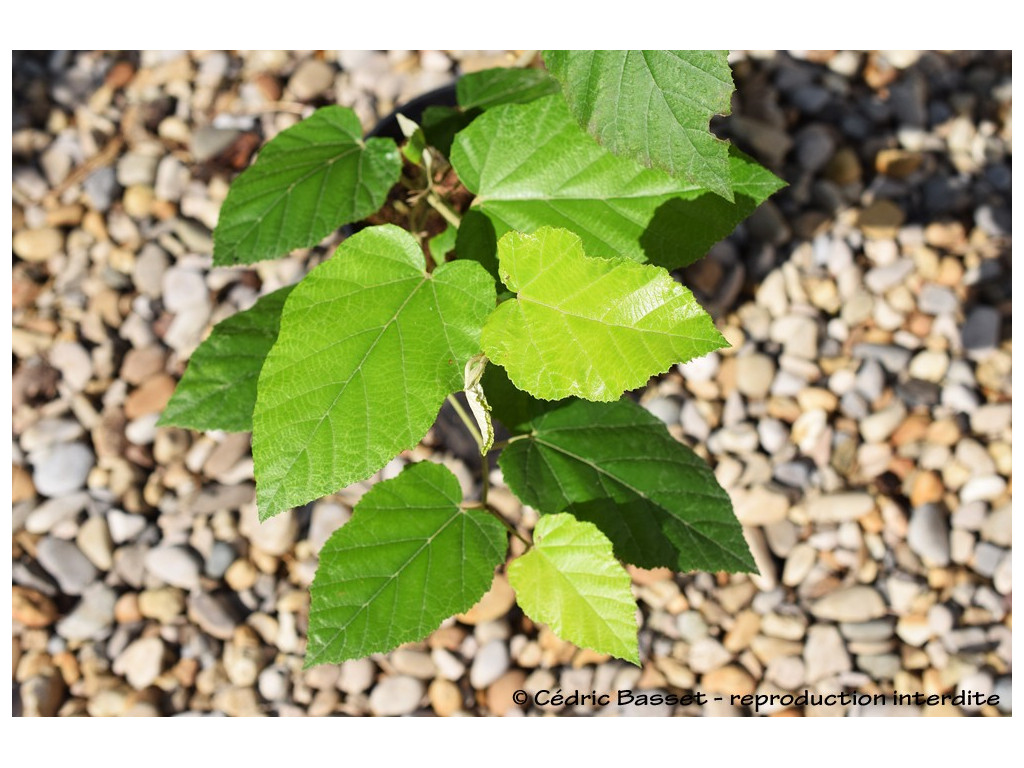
[11,49,1011,718]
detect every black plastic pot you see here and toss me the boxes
[365,83,458,142]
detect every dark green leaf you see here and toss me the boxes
[158,286,294,432]
[451,96,782,271]
[500,397,755,573]
[544,50,735,199]
[457,67,561,110]
[213,106,401,266]
[307,462,507,666]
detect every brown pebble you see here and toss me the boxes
[910,471,944,507]
[114,593,143,624]
[429,677,463,716]
[824,147,861,184]
[124,374,176,419]
[12,465,35,503]
[890,414,930,447]
[12,586,58,628]
[45,204,84,227]
[702,665,756,697]
[105,61,137,89]
[858,199,905,239]
[875,149,923,178]
[487,670,527,716]
[457,574,515,625]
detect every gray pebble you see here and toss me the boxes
[469,639,509,689]
[187,592,240,640]
[107,509,149,543]
[36,536,98,595]
[369,675,424,716]
[917,284,959,315]
[852,344,910,375]
[971,542,1005,578]
[204,541,236,579]
[24,491,91,534]
[258,665,291,702]
[145,545,202,590]
[795,124,835,173]
[30,442,94,497]
[116,152,159,187]
[961,306,1001,351]
[644,397,680,427]
[907,505,951,566]
[82,167,118,211]
[191,126,240,162]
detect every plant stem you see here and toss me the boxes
[446,394,482,449]
[485,505,530,548]
[427,191,462,229]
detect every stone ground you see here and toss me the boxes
[11,50,1012,716]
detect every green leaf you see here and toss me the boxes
[508,513,639,665]
[158,286,294,432]
[481,363,561,435]
[499,398,756,573]
[213,106,401,266]
[307,462,507,666]
[252,225,495,519]
[451,95,781,270]
[457,67,561,110]
[481,227,726,402]
[421,105,480,158]
[454,209,499,281]
[544,50,735,200]
[428,223,457,262]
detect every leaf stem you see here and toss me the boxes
[427,191,462,229]
[490,434,529,451]
[446,394,482,449]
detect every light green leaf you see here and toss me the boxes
[451,95,781,270]
[508,513,639,666]
[252,225,495,519]
[457,67,561,110]
[307,462,507,666]
[500,398,755,573]
[544,50,734,200]
[481,227,726,402]
[213,106,401,266]
[158,286,293,432]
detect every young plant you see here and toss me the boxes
[160,50,784,668]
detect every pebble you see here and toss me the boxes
[337,658,376,694]
[961,306,1001,351]
[12,585,58,627]
[803,625,851,683]
[144,545,202,590]
[187,592,239,640]
[13,227,63,262]
[258,665,291,702]
[804,493,873,524]
[55,583,117,641]
[906,504,951,566]
[470,639,510,689]
[36,536,98,595]
[369,675,424,716]
[427,677,463,717]
[735,354,776,399]
[139,587,186,623]
[113,637,165,689]
[811,587,887,623]
[30,442,94,497]
[239,504,297,557]
[24,491,90,534]
[288,59,335,100]
[76,515,114,570]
